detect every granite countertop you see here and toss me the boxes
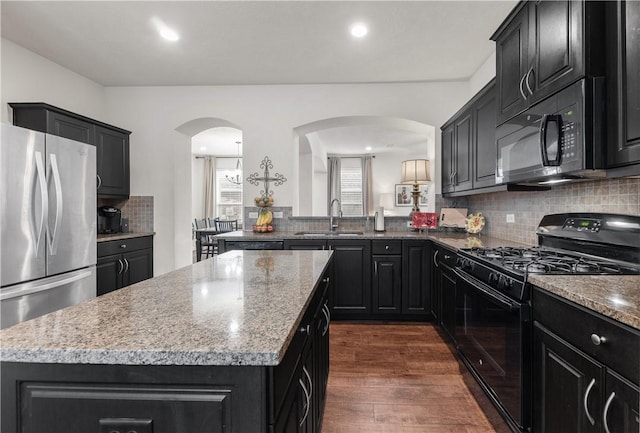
[97,232,155,242]
[0,250,332,366]
[529,274,640,330]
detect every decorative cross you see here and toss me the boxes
[246,156,287,196]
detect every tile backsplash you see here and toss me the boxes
[98,195,154,233]
[465,178,640,246]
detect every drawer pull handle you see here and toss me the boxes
[590,333,606,346]
[298,378,310,427]
[583,378,596,425]
[603,392,616,433]
[433,250,439,268]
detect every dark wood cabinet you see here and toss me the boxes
[401,240,430,316]
[492,1,605,126]
[434,246,458,344]
[494,3,529,124]
[97,236,153,296]
[606,0,640,168]
[327,239,371,318]
[473,83,498,189]
[9,102,131,198]
[533,323,603,433]
[372,255,402,314]
[96,125,130,197]
[532,288,640,433]
[441,79,496,195]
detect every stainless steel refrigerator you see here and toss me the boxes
[1,123,96,329]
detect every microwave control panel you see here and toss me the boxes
[559,120,577,159]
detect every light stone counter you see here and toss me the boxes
[0,250,332,366]
[529,274,640,330]
[97,232,155,242]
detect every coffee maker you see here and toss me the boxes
[98,206,122,234]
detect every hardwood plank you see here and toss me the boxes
[322,323,502,433]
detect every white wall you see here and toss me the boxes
[192,157,204,220]
[1,38,104,123]
[3,39,474,275]
[468,52,496,97]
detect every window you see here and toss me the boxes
[216,158,243,224]
[339,158,363,216]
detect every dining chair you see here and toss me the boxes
[195,218,216,259]
[215,219,238,233]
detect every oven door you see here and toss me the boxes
[454,268,530,431]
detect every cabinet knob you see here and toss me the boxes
[299,325,310,335]
[590,333,606,346]
[120,244,127,249]
[385,245,390,250]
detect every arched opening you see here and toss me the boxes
[175,117,243,263]
[293,116,436,217]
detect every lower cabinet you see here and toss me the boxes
[97,236,153,296]
[532,288,640,433]
[401,240,431,316]
[327,239,371,318]
[433,245,458,344]
[372,240,402,314]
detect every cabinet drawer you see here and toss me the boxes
[533,288,640,384]
[98,236,153,257]
[372,240,401,255]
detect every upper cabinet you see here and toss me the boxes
[606,0,640,168]
[9,103,131,198]
[492,1,605,126]
[441,79,496,195]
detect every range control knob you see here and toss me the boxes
[497,275,512,291]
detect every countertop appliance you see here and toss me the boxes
[1,123,97,329]
[454,213,640,433]
[496,78,606,185]
[98,206,122,234]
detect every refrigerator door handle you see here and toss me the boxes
[34,151,48,256]
[47,153,64,255]
[0,269,93,301]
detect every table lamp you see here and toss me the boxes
[401,159,430,213]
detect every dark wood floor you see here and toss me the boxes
[322,323,509,433]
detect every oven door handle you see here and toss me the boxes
[453,268,520,311]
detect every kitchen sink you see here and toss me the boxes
[294,231,364,236]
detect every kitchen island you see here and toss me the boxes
[1,250,334,433]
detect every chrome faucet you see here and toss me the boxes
[329,198,342,231]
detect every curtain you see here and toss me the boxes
[327,156,341,215]
[363,156,373,216]
[202,156,216,219]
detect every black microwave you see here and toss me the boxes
[496,78,607,185]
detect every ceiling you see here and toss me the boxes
[1,1,516,156]
[1,1,516,87]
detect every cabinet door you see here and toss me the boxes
[313,297,330,433]
[372,256,401,314]
[603,370,640,433]
[46,111,95,145]
[473,83,497,189]
[96,125,130,197]
[453,111,473,191]
[607,0,640,167]
[529,0,584,104]
[495,4,529,125]
[97,254,123,296]
[123,248,153,287]
[533,323,602,433]
[441,124,455,193]
[328,240,371,317]
[439,265,457,344]
[402,241,430,316]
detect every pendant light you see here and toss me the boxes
[226,141,243,185]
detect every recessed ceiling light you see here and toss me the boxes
[350,22,368,38]
[365,146,373,151]
[151,16,180,42]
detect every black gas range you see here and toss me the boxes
[452,213,640,433]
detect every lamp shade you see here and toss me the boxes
[401,159,430,184]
